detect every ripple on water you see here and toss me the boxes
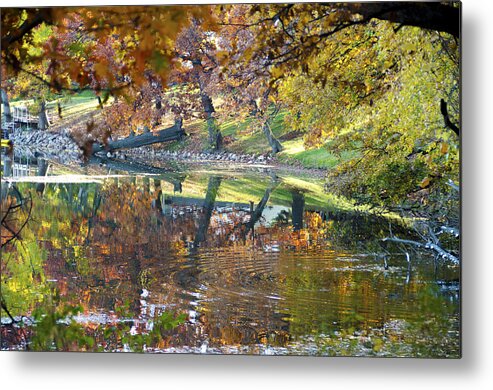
[138,246,440,336]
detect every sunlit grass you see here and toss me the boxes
[9,91,354,172]
[277,139,359,169]
[221,111,288,155]
[9,91,110,130]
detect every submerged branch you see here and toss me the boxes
[382,236,459,264]
[1,193,33,248]
[439,226,460,237]
[447,179,460,192]
[1,296,18,324]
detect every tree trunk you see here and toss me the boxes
[192,59,222,151]
[440,98,459,136]
[250,99,283,154]
[291,190,305,231]
[91,118,185,154]
[35,159,49,195]
[262,121,283,154]
[38,100,49,130]
[84,185,102,245]
[243,176,279,238]
[1,89,12,122]
[201,93,222,151]
[152,180,163,214]
[194,176,222,248]
[153,95,162,126]
[345,2,460,38]
[1,156,13,178]
[127,252,143,313]
[142,176,150,193]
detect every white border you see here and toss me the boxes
[1,1,492,389]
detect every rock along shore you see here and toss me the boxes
[9,129,278,167]
[120,146,275,166]
[9,129,83,163]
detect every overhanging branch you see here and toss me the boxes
[440,99,460,136]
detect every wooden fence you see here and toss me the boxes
[2,105,54,137]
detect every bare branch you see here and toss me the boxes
[439,226,460,237]
[382,236,459,264]
[3,56,131,94]
[1,193,33,248]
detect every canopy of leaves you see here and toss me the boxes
[1,6,215,94]
[277,22,459,209]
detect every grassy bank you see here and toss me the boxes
[11,92,353,171]
[9,90,109,132]
[166,110,353,170]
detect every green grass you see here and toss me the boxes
[219,112,356,171]
[9,91,106,129]
[223,111,289,155]
[9,92,355,172]
[276,139,357,170]
[220,116,250,137]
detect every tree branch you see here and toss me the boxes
[440,98,460,136]
[341,2,460,38]
[4,56,131,94]
[382,236,459,264]
[1,193,33,248]
[447,179,460,192]
[91,119,185,154]
[1,10,51,49]
[0,296,18,324]
[439,226,460,237]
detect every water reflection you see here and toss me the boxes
[0,158,460,356]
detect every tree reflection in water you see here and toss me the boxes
[0,171,460,356]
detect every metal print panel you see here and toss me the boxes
[0,2,461,357]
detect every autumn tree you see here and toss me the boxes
[1,21,58,130]
[225,2,459,133]
[87,15,223,152]
[238,3,459,185]
[173,19,223,151]
[228,3,460,258]
[215,5,285,154]
[1,6,215,137]
[234,3,459,74]
[3,7,216,90]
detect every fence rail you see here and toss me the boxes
[2,105,54,136]
[12,106,39,124]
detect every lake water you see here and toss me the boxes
[0,157,460,356]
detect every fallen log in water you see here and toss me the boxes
[91,119,185,155]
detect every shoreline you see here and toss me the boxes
[8,130,328,179]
